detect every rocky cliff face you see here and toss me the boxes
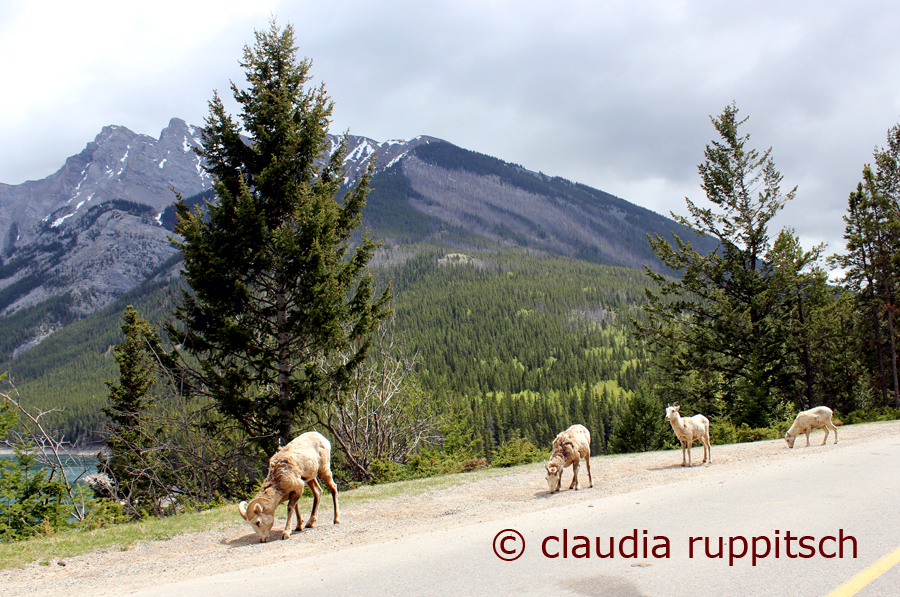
[0,119,212,319]
[0,118,209,254]
[0,122,430,328]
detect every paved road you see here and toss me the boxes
[130,434,900,597]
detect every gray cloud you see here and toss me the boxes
[2,0,899,259]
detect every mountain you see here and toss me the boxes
[0,120,714,361]
[0,119,208,324]
[361,141,714,270]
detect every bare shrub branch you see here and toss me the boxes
[308,317,438,481]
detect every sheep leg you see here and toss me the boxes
[585,454,593,488]
[318,470,341,524]
[680,440,687,466]
[293,501,303,531]
[821,425,829,445]
[832,423,838,444]
[805,430,811,447]
[702,434,711,464]
[570,460,580,490]
[686,439,694,466]
[283,486,303,540]
[305,478,322,528]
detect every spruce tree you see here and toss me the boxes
[833,123,900,408]
[104,307,158,433]
[170,21,391,451]
[634,103,805,426]
[103,306,167,511]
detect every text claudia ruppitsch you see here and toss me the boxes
[540,529,857,566]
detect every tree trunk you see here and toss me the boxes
[870,296,889,407]
[883,284,900,408]
[277,275,293,446]
[796,289,813,410]
[859,236,888,407]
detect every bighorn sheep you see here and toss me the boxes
[239,431,340,543]
[664,402,711,467]
[784,406,838,448]
[544,424,593,493]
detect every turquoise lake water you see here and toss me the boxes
[0,452,100,484]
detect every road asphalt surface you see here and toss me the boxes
[126,432,900,597]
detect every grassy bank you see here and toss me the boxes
[0,463,524,570]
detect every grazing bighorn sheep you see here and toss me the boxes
[784,406,838,448]
[239,431,340,543]
[544,424,593,493]
[664,402,711,467]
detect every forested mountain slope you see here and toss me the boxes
[0,122,712,449]
[3,251,651,450]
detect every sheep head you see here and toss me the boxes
[545,446,571,493]
[239,500,274,543]
[545,463,563,493]
[784,431,796,449]
[664,404,681,422]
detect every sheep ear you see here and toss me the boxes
[238,501,249,519]
[253,502,264,515]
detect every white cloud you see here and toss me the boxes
[2,0,900,257]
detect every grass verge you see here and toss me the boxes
[0,462,530,570]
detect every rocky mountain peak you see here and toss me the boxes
[0,120,211,251]
[0,123,435,329]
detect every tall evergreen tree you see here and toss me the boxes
[170,21,391,451]
[871,125,900,408]
[634,103,807,426]
[766,229,841,410]
[103,306,168,512]
[104,307,158,432]
[833,122,900,407]
[835,175,892,405]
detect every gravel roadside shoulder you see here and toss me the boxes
[2,419,896,597]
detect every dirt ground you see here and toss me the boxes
[2,420,896,597]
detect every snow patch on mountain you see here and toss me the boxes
[0,125,433,331]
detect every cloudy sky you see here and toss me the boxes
[2,0,899,259]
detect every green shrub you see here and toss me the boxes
[0,449,73,541]
[608,390,667,454]
[709,416,786,445]
[405,416,484,477]
[365,416,487,483]
[709,417,737,445]
[77,497,131,530]
[406,453,468,477]
[490,430,547,467]
[771,419,792,437]
[842,407,900,425]
[463,458,489,471]
[734,424,780,443]
[368,459,419,484]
